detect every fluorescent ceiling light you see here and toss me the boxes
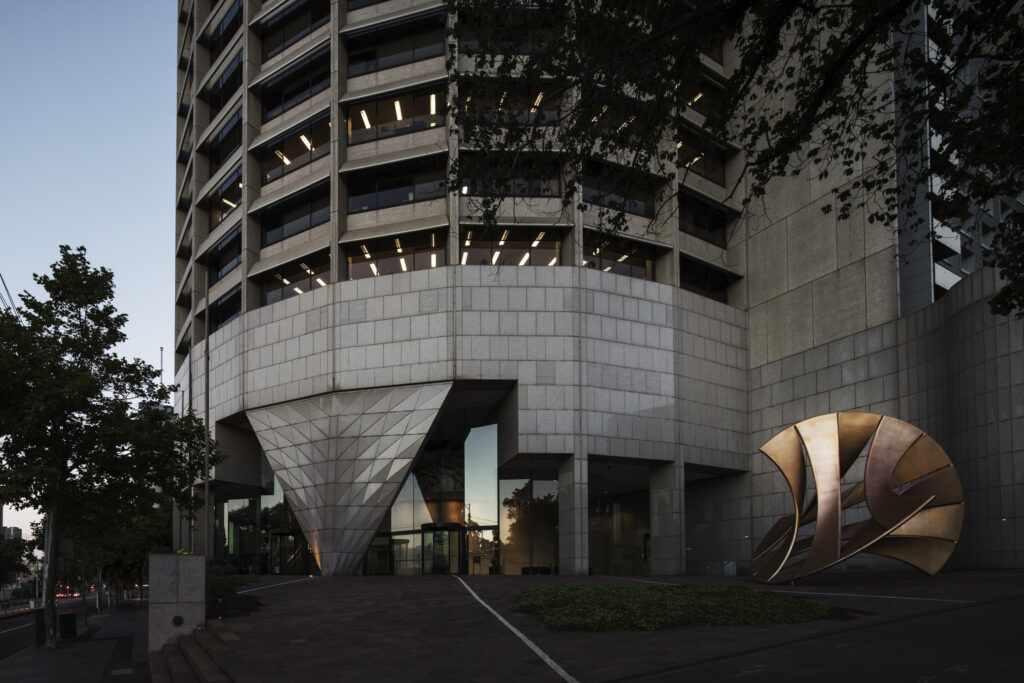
[688,91,704,106]
[300,134,313,151]
[461,185,468,195]
[498,92,506,111]
[360,110,371,129]
[222,198,236,208]
[315,278,326,287]
[400,257,408,272]
[602,266,612,272]
[275,149,291,165]
[430,253,437,268]
[518,253,530,266]
[617,115,636,133]
[499,229,509,246]
[430,93,437,115]
[685,153,704,167]
[617,254,628,262]
[461,251,468,265]
[293,286,303,294]
[394,100,403,120]
[531,231,545,247]
[591,104,608,123]
[547,257,557,266]
[464,230,472,246]
[301,262,313,275]
[492,251,500,265]
[361,244,371,259]
[394,238,402,253]
[531,91,544,112]
[430,233,436,248]
[581,259,589,267]
[369,263,378,276]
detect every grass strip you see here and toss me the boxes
[515,584,835,631]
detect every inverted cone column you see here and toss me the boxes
[246,382,452,575]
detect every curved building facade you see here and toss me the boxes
[174,0,1024,576]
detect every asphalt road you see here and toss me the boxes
[0,593,110,661]
[0,612,35,661]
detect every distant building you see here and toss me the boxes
[174,0,1023,577]
[1,526,22,541]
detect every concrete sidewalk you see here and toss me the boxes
[2,604,149,683]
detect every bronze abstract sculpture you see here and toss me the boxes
[752,412,964,583]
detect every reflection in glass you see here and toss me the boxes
[499,478,558,575]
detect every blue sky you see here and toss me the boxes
[0,2,176,534]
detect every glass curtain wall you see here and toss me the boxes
[213,456,315,574]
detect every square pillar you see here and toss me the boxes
[649,461,686,575]
[558,451,589,574]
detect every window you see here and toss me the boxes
[346,156,445,213]
[208,226,242,284]
[346,15,445,77]
[261,0,330,61]
[459,225,560,267]
[201,0,242,64]
[347,0,385,8]
[347,229,447,279]
[205,109,242,173]
[259,182,330,247]
[348,86,445,145]
[258,114,330,184]
[459,154,560,198]
[678,131,727,186]
[679,254,738,302]
[209,285,241,332]
[461,80,558,126]
[684,81,724,119]
[261,48,330,122]
[582,163,658,218]
[259,251,331,305]
[583,230,657,281]
[679,193,732,247]
[203,51,243,122]
[209,167,243,227]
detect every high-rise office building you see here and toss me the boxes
[174,0,1023,576]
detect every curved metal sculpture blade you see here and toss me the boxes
[752,412,964,583]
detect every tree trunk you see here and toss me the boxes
[95,567,103,615]
[42,509,58,649]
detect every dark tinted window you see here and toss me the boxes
[260,182,331,247]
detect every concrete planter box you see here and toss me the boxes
[147,553,204,652]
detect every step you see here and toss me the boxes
[164,644,201,683]
[148,648,172,683]
[180,635,231,683]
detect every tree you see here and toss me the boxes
[0,246,217,649]
[0,536,28,584]
[447,0,1024,314]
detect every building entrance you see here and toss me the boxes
[420,523,500,574]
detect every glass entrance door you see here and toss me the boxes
[421,523,461,574]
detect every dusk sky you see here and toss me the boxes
[0,2,176,535]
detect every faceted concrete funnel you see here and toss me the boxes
[246,382,452,575]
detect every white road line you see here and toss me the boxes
[0,623,32,636]
[237,577,314,594]
[612,576,675,585]
[772,590,975,603]
[453,576,579,683]
[613,577,975,604]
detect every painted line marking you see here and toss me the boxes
[772,590,975,603]
[0,623,32,635]
[612,576,675,585]
[237,577,314,594]
[453,576,579,683]
[613,577,975,604]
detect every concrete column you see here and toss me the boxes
[558,451,589,574]
[649,461,686,575]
